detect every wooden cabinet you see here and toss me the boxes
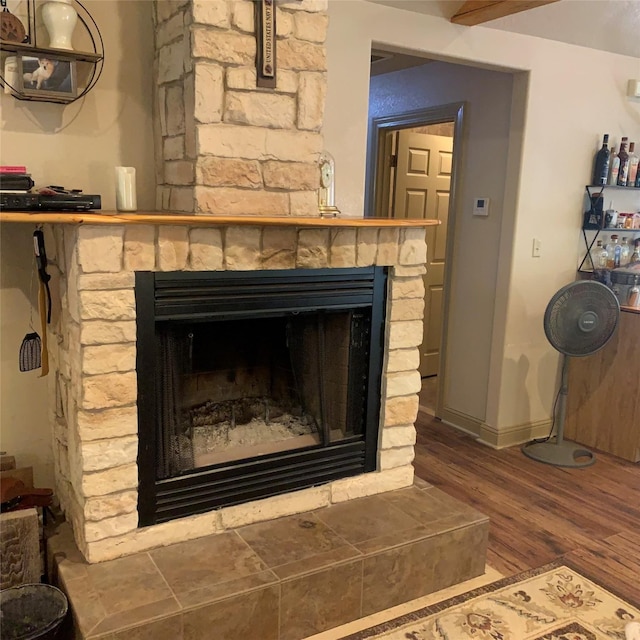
[565,309,640,462]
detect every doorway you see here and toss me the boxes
[366,103,464,417]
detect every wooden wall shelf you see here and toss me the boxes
[0,211,440,228]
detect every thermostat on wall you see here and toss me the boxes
[473,197,490,216]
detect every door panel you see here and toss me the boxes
[393,130,452,377]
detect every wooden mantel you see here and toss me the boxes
[0,212,439,228]
[450,0,559,26]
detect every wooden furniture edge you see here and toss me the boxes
[0,212,440,228]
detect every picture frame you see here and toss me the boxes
[17,53,76,101]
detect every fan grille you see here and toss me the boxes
[544,281,619,357]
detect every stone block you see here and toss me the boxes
[124,225,156,271]
[80,321,137,346]
[278,38,326,71]
[192,0,230,26]
[276,7,293,36]
[279,0,328,11]
[391,276,425,300]
[189,227,224,270]
[164,135,185,160]
[166,85,186,135]
[265,128,322,163]
[389,298,425,322]
[297,229,329,268]
[79,290,135,321]
[376,228,400,265]
[157,86,167,137]
[194,62,224,124]
[385,370,422,397]
[297,71,326,131]
[220,485,331,529]
[81,463,138,498]
[197,157,261,189]
[81,436,138,472]
[329,229,356,267]
[226,66,257,90]
[192,28,255,65]
[383,395,419,427]
[262,227,297,270]
[156,11,185,47]
[225,91,296,129]
[386,348,420,373]
[224,226,262,270]
[262,161,317,190]
[356,228,379,266]
[198,123,267,159]
[158,39,185,84]
[276,69,298,94]
[82,372,137,410]
[170,187,195,213]
[196,186,288,215]
[380,425,417,449]
[76,406,138,441]
[84,512,138,543]
[399,230,427,266]
[289,190,318,216]
[82,344,136,375]
[232,0,253,31]
[165,160,195,185]
[77,227,124,273]
[84,490,138,522]
[158,226,189,271]
[77,272,135,291]
[379,446,415,470]
[393,265,427,277]
[388,320,423,350]
[330,465,414,503]
[294,11,328,42]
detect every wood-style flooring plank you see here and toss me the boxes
[413,414,640,598]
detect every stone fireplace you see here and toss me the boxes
[47,222,427,563]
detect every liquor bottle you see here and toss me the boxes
[627,142,639,187]
[620,237,631,266]
[595,240,608,268]
[631,238,640,263]
[617,137,630,186]
[609,146,620,185]
[606,234,621,268]
[591,134,610,185]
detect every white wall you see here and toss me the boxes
[368,61,514,422]
[325,0,640,438]
[0,0,155,486]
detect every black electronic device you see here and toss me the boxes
[0,192,101,211]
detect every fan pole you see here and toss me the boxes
[522,355,596,468]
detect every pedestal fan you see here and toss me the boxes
[522,280,620,468]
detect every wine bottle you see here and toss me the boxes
[617,137,630,186]
[609,145,620,185]
[627,142,639,187]
[591,134,610,185]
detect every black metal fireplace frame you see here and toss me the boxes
[135,267,387,526]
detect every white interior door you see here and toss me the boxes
[393,129,452,377]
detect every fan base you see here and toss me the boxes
[522,439,596,468]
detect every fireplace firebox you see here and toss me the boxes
[135,267,387,526]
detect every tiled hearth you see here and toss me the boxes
[51,482,489,640]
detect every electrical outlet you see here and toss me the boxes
[532,238,542,258]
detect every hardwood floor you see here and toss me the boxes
[413,411,640,606]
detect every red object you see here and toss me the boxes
[0,166,28,174]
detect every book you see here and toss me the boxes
[0,166,28,174]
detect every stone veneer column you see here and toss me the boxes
[154,0,328,215]
[47,224,426,563]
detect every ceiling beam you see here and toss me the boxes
[451,0,559,26]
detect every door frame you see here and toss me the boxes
[365,102,466,417]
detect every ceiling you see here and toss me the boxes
[366,0,640,60]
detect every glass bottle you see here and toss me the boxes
[609,145,620,185]
[620,237,631,266]
[628,142,639,187]
[631,238,640,263]
[595,239,608,268]
[627,276,640,308]
[617,137,630,186]
[591,134,610,186]
[606,234,621,268]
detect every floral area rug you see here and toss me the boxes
[341,561,639,640]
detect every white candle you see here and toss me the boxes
[115,166,137,212]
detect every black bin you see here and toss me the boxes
[0,584,68,640]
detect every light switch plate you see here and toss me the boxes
[473,197,490,216]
